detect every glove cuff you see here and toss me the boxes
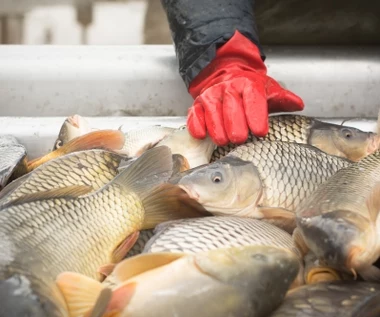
[188,30,267,99]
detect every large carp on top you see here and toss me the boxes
[0,146,203,317]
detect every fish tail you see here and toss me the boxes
[28,130,125,172]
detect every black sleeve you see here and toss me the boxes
[160,0,264,88]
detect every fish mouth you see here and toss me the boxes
[67,115,81,129]
[178,184,199,201]
[298,211,367,268]
[306,267,341,284]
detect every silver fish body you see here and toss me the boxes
[176,142,350,227]
[121,125,176,157]
[270,281,380,317]
[0,146,174,317]
[212,115,378,162]
[295,150,380,278]
[143,217,302,258]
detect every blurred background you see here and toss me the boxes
[0,0,172,45]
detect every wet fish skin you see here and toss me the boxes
[177,142,350,220]
[138,216,305,287]
[121,125,176,157]
[124,230,154,259]
[143,217,302,258]
[0,135,27,190]
[59,245,300,317]
[269,281,380,317]
[120,217,304,279]
[0,146,177,317]
[157,125,216,168]
[0,149,124,207]
[211,115,378,162]
[295,150,380,279]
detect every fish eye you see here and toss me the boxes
[341,128,353,139]
[211,171,223,184]
[55,140,62,149]
[179,125,187,130]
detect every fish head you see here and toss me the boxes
[309,123,379,162]
[177,156,262,216]
[193,245,300,308]
[0,274,67,317]
[297,210,378,272]
[53,115,92,150]
[157,126,216,168]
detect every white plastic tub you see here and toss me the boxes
[0,45,379,158]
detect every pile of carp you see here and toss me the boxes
[1,113,380,317]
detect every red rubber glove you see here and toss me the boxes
[187,30,304,146]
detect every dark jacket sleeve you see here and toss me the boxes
[160,0,264,88]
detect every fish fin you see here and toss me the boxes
[8,155,29,181]
[172,154,190,175]
[366,183,380,223]
[135,142,159,157]
[28,130,125,171]
[141,183,210,230]
[112,146,173,196]
[98,264,116,279]
[292,228,310,257]
[358,265,380,282]
[84,288,113,317]
[258,207,296,233]
[100,282,137,317]
[111,231,140,263]
[7,185,93,206]
[56,272,106,317]
[113,253,184,282]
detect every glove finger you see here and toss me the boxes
[187,99,207,139]
[201,89,229,146]
[266,77,305,112]
[223,89,248,144]
[243,80,269,137]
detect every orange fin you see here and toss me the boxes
[135,143,158,157]
[102,282,137,317]
[113,253,184,283]
[56,272,105,317]
[258,207,296,233]
[366,183,380,223]
[84,288,113,317]
[172,154,190,175]
[112,231,140,263]
[292,228,310,257]
[98,264,116,278]
[28,130,125,171]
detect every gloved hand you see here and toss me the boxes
[187,30,304,146]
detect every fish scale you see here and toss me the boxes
[0,146,177,317]
[228,141,351,211]
[0,150,123,206]
[296,150,380,218]
[270,281,380,317]
[142,217,302,260]
[211,115,311,161]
